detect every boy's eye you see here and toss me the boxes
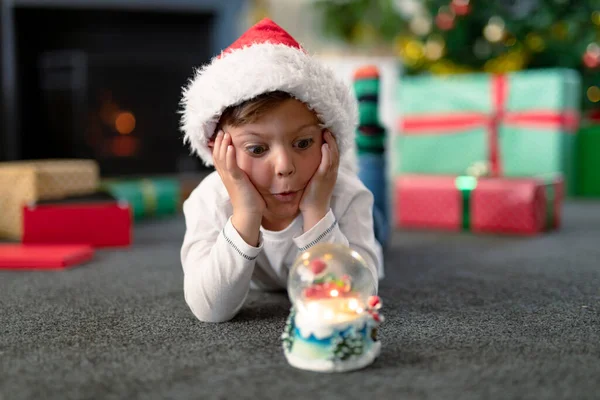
[296,138,314,149]
[247,145,267,155]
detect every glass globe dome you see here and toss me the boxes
[288,243,377,324]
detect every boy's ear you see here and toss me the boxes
[207,130,220,149]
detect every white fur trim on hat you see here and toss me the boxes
[179,43,358,168]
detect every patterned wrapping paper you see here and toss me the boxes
[395,174,563,235]
[0,159,99,239]
[396,69,580,194]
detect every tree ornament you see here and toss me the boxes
[450,0,471,16]
[586,106,600,121]
[583,43,600,69]
[587,86,600,103]
[435,7,456,31]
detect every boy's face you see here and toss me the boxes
[224,99,324,228]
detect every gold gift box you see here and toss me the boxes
[0,159,100,239]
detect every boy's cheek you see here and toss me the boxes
[235,150,254,172]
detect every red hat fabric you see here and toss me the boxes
[224,18,303,54]
[180,18,357,168]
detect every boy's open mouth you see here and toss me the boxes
[272,190,299,202]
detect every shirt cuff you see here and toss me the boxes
[222,216,263,261]
[293,209,338,252]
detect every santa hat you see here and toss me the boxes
[180,18,358,167]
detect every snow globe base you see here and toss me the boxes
[282,308,382,373]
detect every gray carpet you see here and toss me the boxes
[1,200,599,400]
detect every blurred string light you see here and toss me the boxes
[587,86,600,103]
[410,13,432,36]
[583,43,600,69]
[424,35,445,61]
[550,21,569,40]
[392,0,423,18]
[483,16,505,43]
[115,112,136,135]
[450,0,470,16]
[525,33,545,52]
[504,34,517,47]
[592,11,600,26]
[396,37,425,66]
[435,6,455,31]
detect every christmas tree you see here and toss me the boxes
[281,307,296,353]
[330,330,365,361]
[315,0,600,112]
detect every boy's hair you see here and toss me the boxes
[215,91,293,134]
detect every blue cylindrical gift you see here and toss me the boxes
[358,153,387,215]
[358,153,389,246]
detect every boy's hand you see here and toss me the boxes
[299,130,339,232]
[212,131,265,246]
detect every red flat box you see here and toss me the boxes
[22,193,132,247]
[395,174,563,235]
[0,244,94,270]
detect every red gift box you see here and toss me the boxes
[0,244,94,270]
[395,175,563,235]
[22,193,132,247]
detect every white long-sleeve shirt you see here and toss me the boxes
[180,168,384,323]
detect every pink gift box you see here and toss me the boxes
[395,175,563,235]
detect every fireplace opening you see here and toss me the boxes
[15,6,215,176]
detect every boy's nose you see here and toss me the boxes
[275,149,295,177]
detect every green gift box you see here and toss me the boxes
[396,69,581,194]
[101,177,180,220]
[576,121,600,197]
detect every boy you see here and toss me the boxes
[179,18,384,323]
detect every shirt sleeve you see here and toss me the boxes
[292,189,382,291]
[180,189,263,323]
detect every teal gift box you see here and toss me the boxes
[396,69,581,194]
[101,177,181,221]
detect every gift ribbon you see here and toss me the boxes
[140,179,157,216]
[455,176,558,231]
[545,181,556,229]
[400,75,580,176]
[455,176,477,230]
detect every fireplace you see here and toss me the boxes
[1,1,245,176]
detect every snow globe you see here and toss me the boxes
[281,243,384,372]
